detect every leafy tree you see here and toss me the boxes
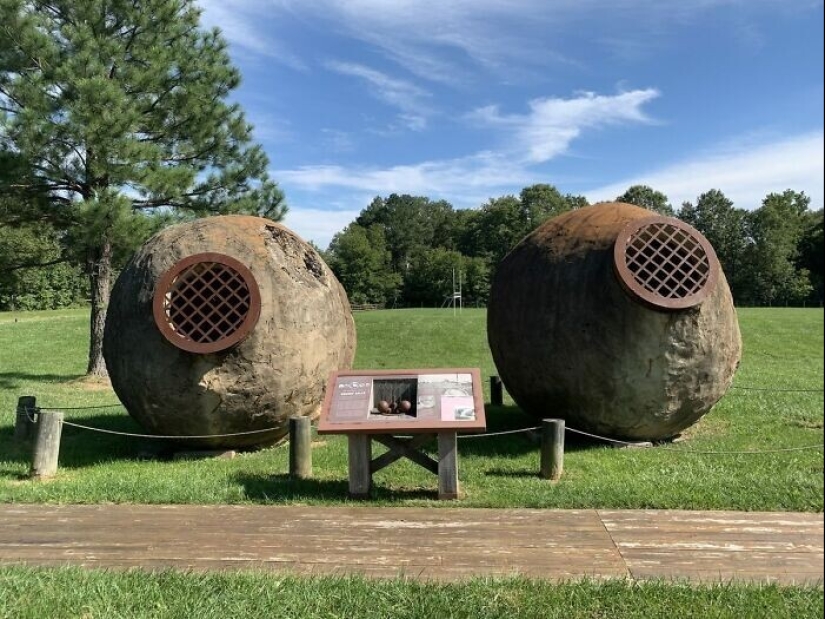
[0,222,88,310]
[401,248,491,308]
[0,0,285,375]
[678,190,748,300]
[0,150,85,309]
[616,184,673,216]
[461,188,584,270]
[448,207,480,254]
[0,150,54,227]
[742,190,812,305]
[563,193,590,211]
[327,224,401,305]
[460,255,491,306]
[403,248,465,307]
[356,194,454,273]
[461,195,525,268]
[798,209,824,305]
[519,184,572,229]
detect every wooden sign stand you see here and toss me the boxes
[317,368,487,500]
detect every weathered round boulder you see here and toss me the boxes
[104,215,356,448]
[487,202,741,441]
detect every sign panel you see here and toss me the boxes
[317,368,487,434]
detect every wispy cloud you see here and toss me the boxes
[275,151,532,201]
[584,131,825,210]
[246,113,293,145]
[279,130,824,248]
[198,0,308,70]
[470,89,660,163]
[280,0,580,83]
[325,61,433,130]
[252,0,818,81]
[276,87,662,210]
[320,129,356,153]
[283,206,362,248]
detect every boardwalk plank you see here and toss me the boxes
[0,505,821,585]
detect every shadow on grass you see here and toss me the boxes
[0,414,167,470]
[0,371,84,390]
[458,404,614,457]
[234,472,439,503]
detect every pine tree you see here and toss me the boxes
[1,0,285,375]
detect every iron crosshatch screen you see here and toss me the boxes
[317,368,487,434]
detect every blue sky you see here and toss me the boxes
[199,0,824,249]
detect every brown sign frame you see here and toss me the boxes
[317,368,487,435]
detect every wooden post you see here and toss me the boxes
[348,434,372,498]
[30,410,63,479]
[490,375,503,406]
[438,431,459,500]
[540,418,565,480]
[14,396,37,442]
[289,415,312,479]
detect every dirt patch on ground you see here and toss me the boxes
[68,375,114,392]
[680,417,732,439]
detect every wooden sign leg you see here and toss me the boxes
[437,431,459,500]
[348,434,372,498]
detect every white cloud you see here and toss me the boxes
[258,0,817,81]
[325,61,433,130]
[246,113,293,144]
[470,89,660,163]
[282,206,362,249]
[320,129,356,153]
[198,0,307,70]
[275,88,662,222]
[280,130,824,248]
[584,131,825,210]
[274,0,604,82]
[275,151,533,203]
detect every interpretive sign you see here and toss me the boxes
[317,368,487,500]
[317,368,487,434]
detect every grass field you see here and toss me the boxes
[1,567,823,619]
[0,307,821,510]
[0,308,823,617]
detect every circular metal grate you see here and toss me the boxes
[153,253,261,353]
[613,216,719,310]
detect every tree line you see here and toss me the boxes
[320,184,823,309]
[2,182,822,318]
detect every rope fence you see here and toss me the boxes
[18,380,824,417]
[60,419,282,440]
[16,405,823,451]
[11,372,824,481]
[37,404,126,410]
[20,407,824,454]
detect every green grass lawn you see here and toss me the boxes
[0,308,823,615]
[0,307,822,510]
[1,567,822,619]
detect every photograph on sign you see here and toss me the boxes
[440,396,476,421]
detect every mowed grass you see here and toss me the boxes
[0,307,822,510]
[1,567,823,619]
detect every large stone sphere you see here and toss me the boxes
[487,202,741,441]
[104,215,356,448]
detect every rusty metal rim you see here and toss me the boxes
[152,252,262,354]
[613,215,720,311]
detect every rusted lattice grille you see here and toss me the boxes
[614,217,719,310]
[153,253,261,353]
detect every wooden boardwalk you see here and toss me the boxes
[0,505,821,584]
